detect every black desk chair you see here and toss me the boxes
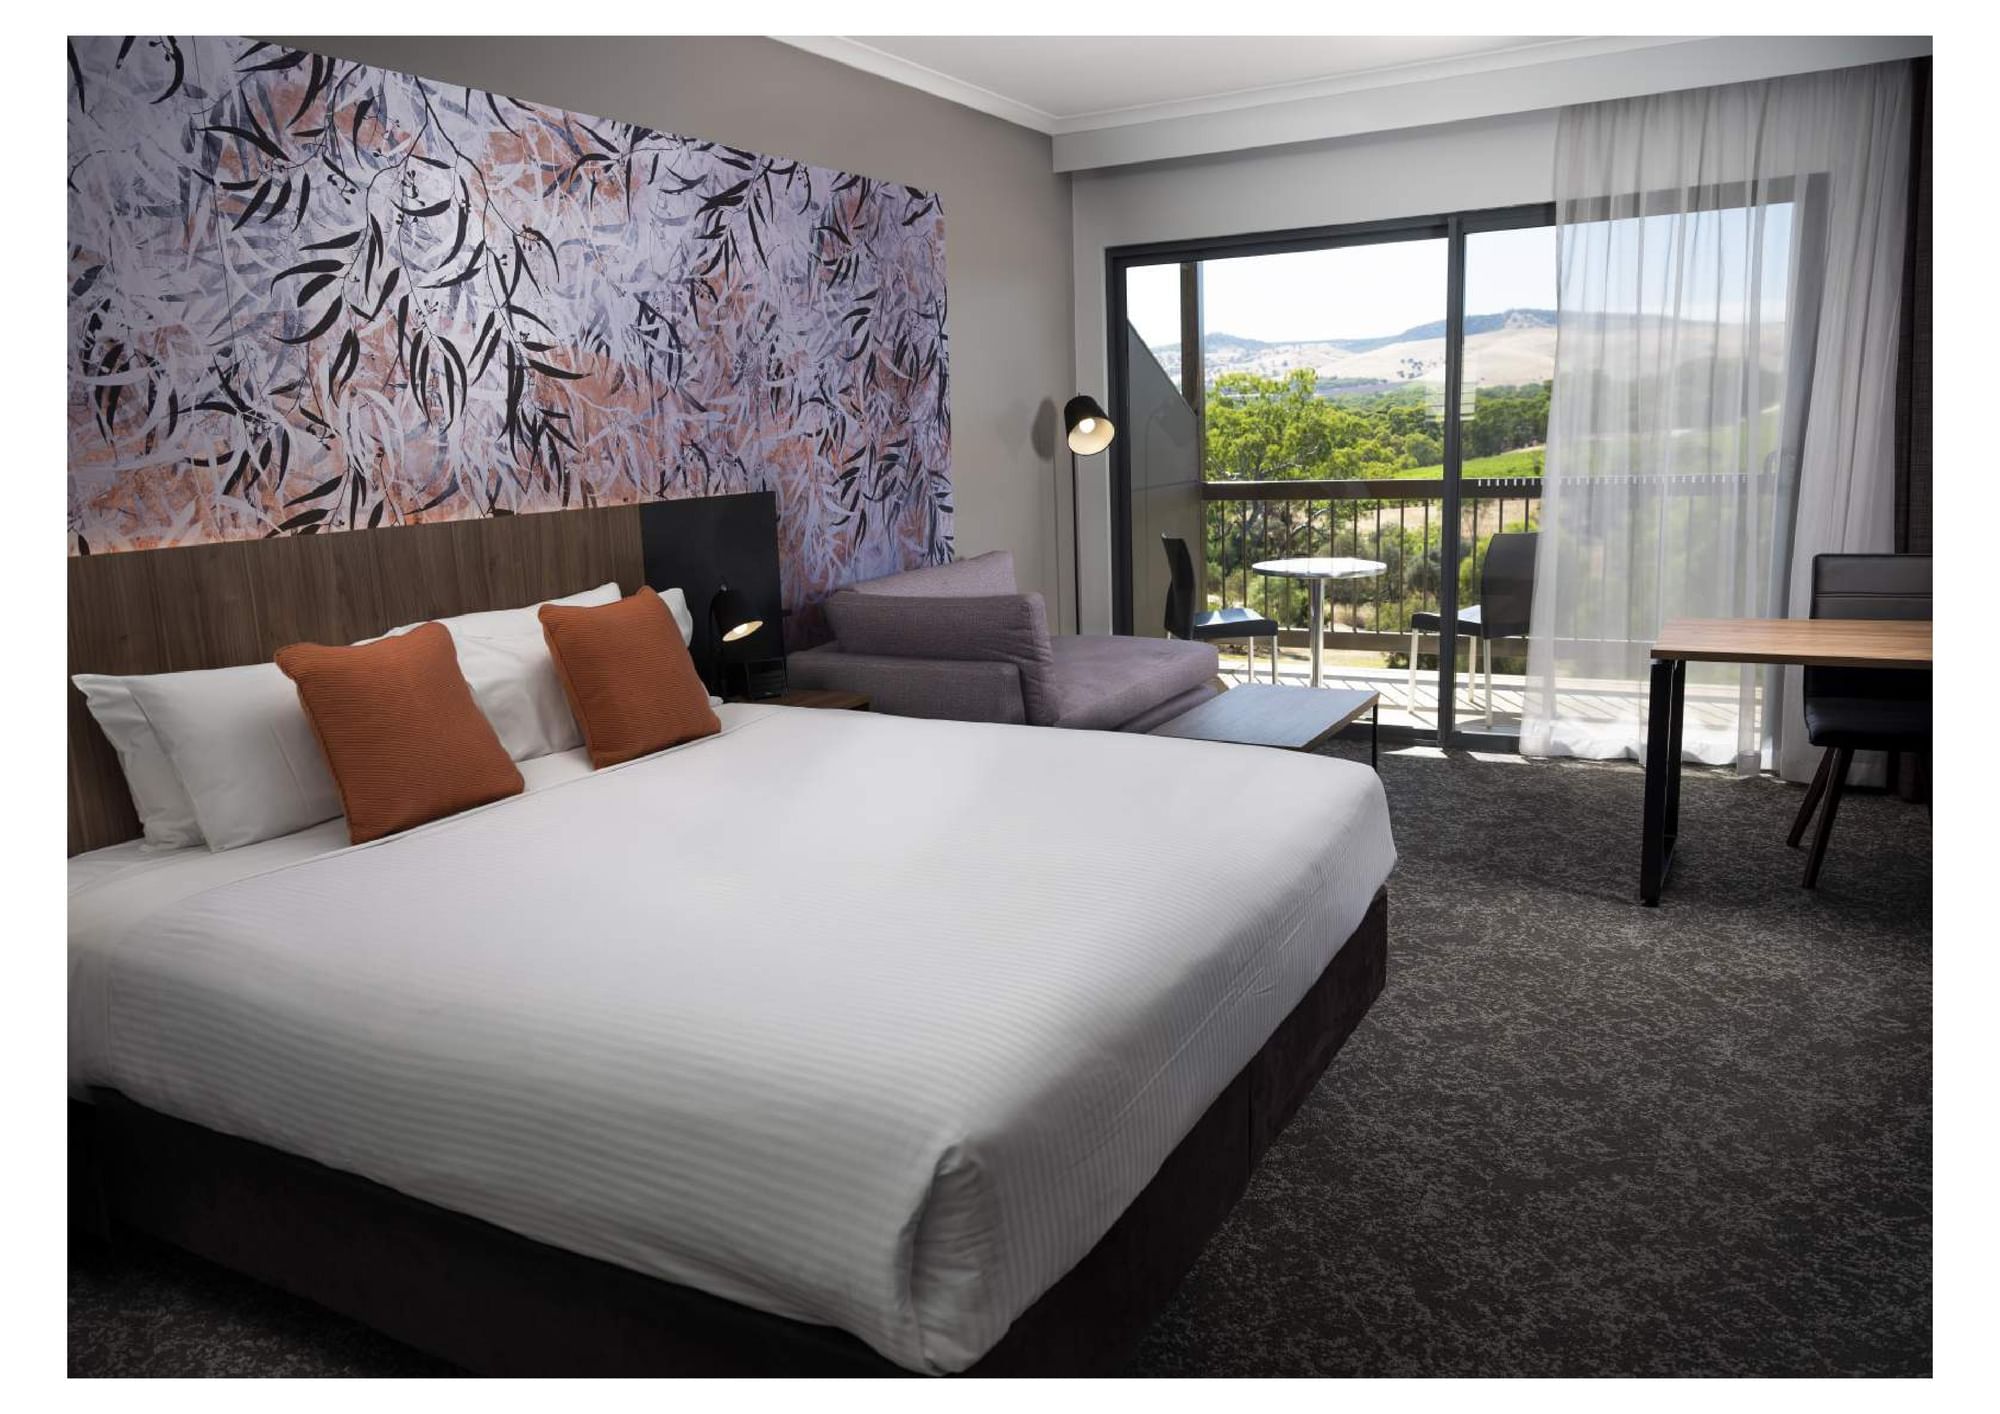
[1787,553,1931,889]
[1162,535,1280,684]
[1407,531,1538,724]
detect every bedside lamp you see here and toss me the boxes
[707,584,764,697]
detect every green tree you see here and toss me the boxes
[1464,383,1551,459]
[1204,370,1442,483]
[1198,371,1549,639]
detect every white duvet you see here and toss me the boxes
[68,703,1395,1373]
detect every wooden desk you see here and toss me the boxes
[1151,684,1379,767]
[1640,617,1932,904]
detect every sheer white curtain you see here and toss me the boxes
[1522,62,1912,779]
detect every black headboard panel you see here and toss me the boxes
[639,492,785,677]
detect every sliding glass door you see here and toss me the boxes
[1457,221,1558,736]
[1109,204,1554,748]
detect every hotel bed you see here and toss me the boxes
[66,506,1395,1376]
[71,704,1394,1374]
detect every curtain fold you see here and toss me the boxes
[1522,62,1912,780]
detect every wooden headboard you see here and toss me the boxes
[68,506,645,856]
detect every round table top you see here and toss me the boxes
[1251,556,1388,581]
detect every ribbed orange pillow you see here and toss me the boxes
[276,622,525,844]
[539,587,721,769]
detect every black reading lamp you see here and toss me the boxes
[1062,394,1117,636]
[706,583,764,698]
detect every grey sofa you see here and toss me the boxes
[789,551,1221,731]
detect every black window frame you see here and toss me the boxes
[1104,201,1555,747]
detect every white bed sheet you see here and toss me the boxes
[68,749,596,945]
[68,703,1395,1373]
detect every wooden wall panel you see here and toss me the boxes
[68,506,645,855]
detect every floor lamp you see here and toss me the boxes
[1062,394,1117,636]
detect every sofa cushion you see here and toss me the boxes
[787,643,1028,725]
[824,589,1059,725]
[1048,634,1221,731]
[848,550,1017,598]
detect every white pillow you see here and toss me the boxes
[127,663,343,852]
[380,580,696,636]
[71,674,205,850]
[375,581,626,763]
[376,583,696,763]
[653,587,703,695]
[659,586,695,645]
[81,581,684,852]
[384,581,623,641]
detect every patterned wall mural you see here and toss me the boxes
[66,37,952,626]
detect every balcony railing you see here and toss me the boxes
[1192,469,1787,749]
[1201,475,1542,658]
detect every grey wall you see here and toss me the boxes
[276,35,1075,614]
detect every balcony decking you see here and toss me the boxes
[1211,645,1745,738]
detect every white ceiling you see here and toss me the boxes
[775,34,1933,171]
[791,36,1598,130]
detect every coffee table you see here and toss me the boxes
[1151,684,1379,769]
[1250,557,1387,687]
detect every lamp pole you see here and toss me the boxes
[1069,443,1083,636]
[1061,394,1116,639]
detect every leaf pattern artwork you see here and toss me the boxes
[66,37,952,635]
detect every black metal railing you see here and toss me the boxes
[1201,476,1542,654]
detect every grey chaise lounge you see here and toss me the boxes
[788,551,1222,731]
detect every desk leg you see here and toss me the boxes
[1665,658,1685,844]
[1309,580,1325,689]
[1640,656,1685,905]
[1371,696,1379,771]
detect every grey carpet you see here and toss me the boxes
[68,746,1932,1377]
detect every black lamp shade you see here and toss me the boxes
[1064,394,1116,455]
[708,586,762,643]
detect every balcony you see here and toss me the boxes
[1194,475,1748,744]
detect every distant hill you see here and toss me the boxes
[1153,309,1558,387]
[1210,307,1555,354]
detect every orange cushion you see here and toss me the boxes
[539,588,721,769]
[275,622,525,844]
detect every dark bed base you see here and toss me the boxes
[75,887,1388,1377]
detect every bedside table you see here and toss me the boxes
[753,689,871,712]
